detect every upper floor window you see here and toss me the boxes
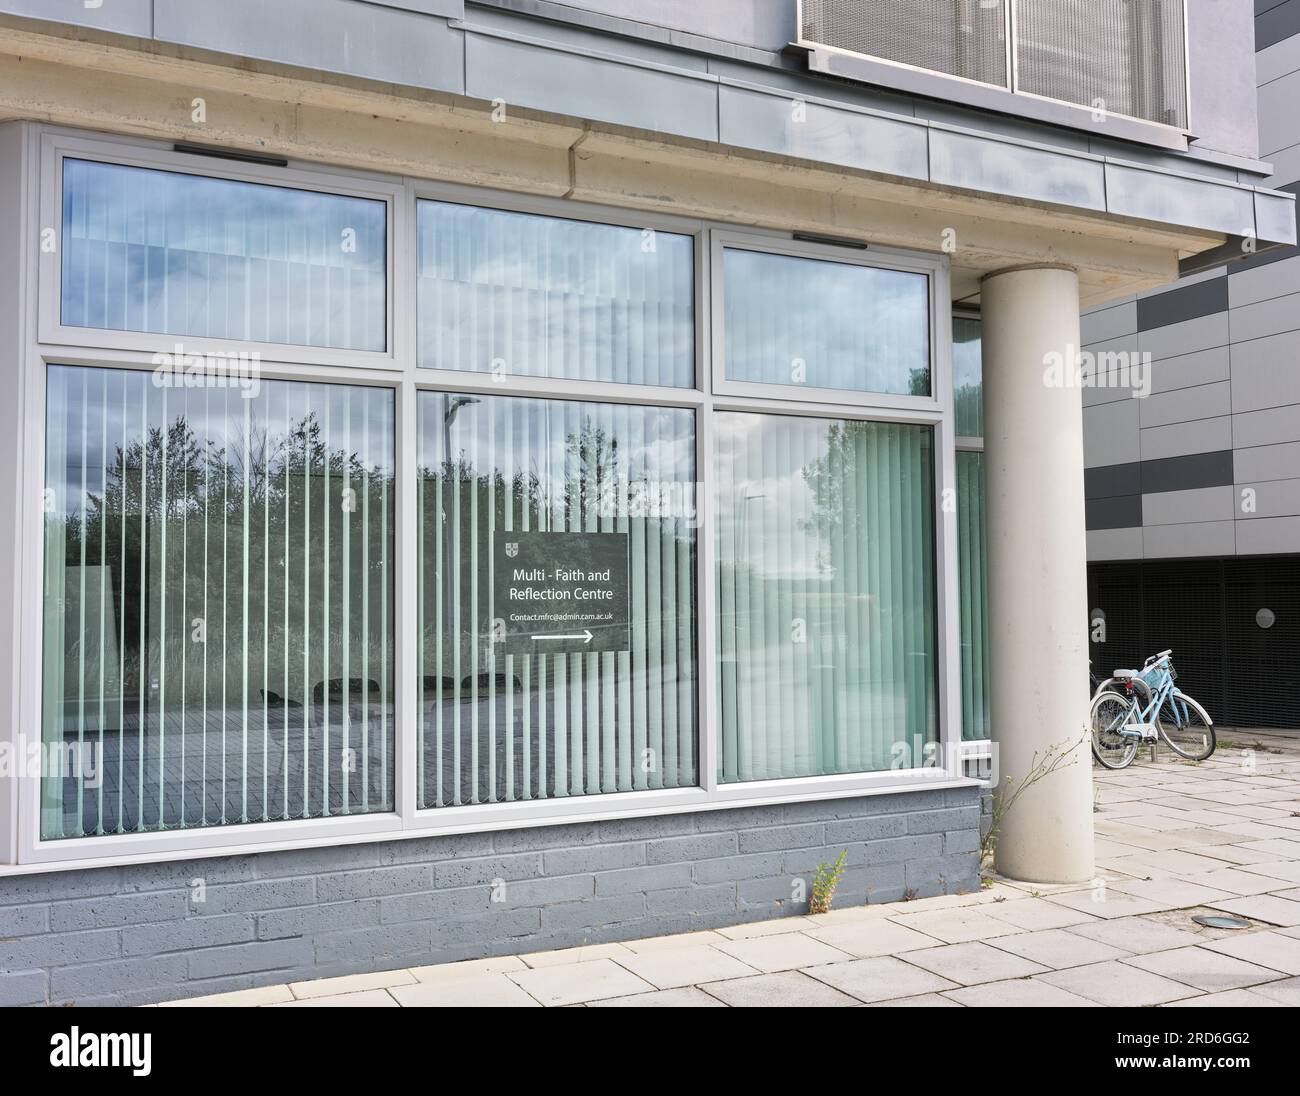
[800,0,1188,130]
[721,245,931,398]
[61,158,388,352]
[416,201,694,387]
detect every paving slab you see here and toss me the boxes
[390,974,540,1007]
[612,946,759,989]
[885,907,1023,943]
[408,955,528,983]
[1043,888,1166,920]
[289,969,417,999]
[861,993,963,1007]
[1208,894,1300,927]
[982,898,1099,931]
[588,987,727,1007]
[269,989,398,1008]
[522,942,635,968]
[1161,988,1287,1007]
[989,928,1132,969]
[898,941,1049,986]
[942,979,1100,1007]
[714,933,851,972]
[701,970,858,1007]
[1169,867,1297,896]
[1125,946,1285,992]
[804,918,943,958]
[1036,961,1199,1007]
[801,955,961,1003]
[1199,930,1300,976]
[507,959,655,1006]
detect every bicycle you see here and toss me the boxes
[1089,649,1215,769]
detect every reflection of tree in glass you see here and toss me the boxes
[50,409,394,708]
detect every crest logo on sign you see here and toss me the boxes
[505,542,518,558]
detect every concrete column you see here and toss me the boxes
[981,265,1095,884]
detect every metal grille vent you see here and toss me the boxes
[1015,0,1187,128]
[801,0,1008,88]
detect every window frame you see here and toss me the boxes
[37,131,404,370]
[709,230,946,412]
[10,126,971,872]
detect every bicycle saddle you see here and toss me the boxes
[1112,669,1139,680]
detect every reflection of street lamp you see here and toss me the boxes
[441,395,480,680]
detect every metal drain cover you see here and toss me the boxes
[1193,914,1251,930]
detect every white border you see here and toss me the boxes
[9,123,974,873]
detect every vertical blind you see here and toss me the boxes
[61,158,387,352]
[956,450,990,741]
[417,393,697,806]
[417,201,695,387]
[42,366,394,839]
[722,248,931,396]
[715,413,938,780]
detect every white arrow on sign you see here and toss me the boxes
[531,630,594,643]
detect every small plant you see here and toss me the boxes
[981,732,1083,865]
[808,850,848,915]
[903,887,918,902]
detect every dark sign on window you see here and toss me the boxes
[494,532,631,654]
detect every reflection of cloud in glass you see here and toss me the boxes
[417,201,694,387]
[723,248,930,396]
[61,159,386,352]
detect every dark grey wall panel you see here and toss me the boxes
[1086,494,1144,531]
[718,85,927,181]
[154,0,465,94]
[465,30,719,141]
[1137,276,1230,332]
[0,0,151,35]
[1258,0,1300,50]
[1086,462,1142,500]
[0,789,980,1006]
[1141,449,1236,494]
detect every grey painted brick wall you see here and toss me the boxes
[0,787,980,1006]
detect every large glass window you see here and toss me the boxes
[41,367,394,839]
[953,315,983,437]
[417,393,697,806]
[417,201,694,386]
[715,413,938,780]
[61,159,387,352]
[722,248,931,397]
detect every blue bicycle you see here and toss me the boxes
[1089,649,1215,769]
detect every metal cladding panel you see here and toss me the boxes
[718,84,928,181]
[930,128,1106,210]
[0,0,152,35]
[1256,190,1300,247]
[1105,162,1254,238]
[1016,0,1188,128]
[801,0,1009,88]
[153,0,465,94]
[465,33,720,142]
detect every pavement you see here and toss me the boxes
[157,729,1300,1007]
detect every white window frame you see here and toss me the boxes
[8,124,972,873]
[709,230,946,413]
[37,131,403,370]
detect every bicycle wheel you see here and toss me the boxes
[1091,690,1139,769]
[1156,691,1216,761]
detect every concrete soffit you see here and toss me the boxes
[0,16,1285,307]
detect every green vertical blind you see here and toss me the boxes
[722,248,931,396]
[956,450,990,740]
[41,366,395,839]
[417,393,697,806]
[953,316,983,436]
[416,201,694,386]
[61,158,388,352]
[715,413,938,780]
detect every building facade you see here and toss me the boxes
[1082,1,1300,730]
[0,1,1292,1005]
